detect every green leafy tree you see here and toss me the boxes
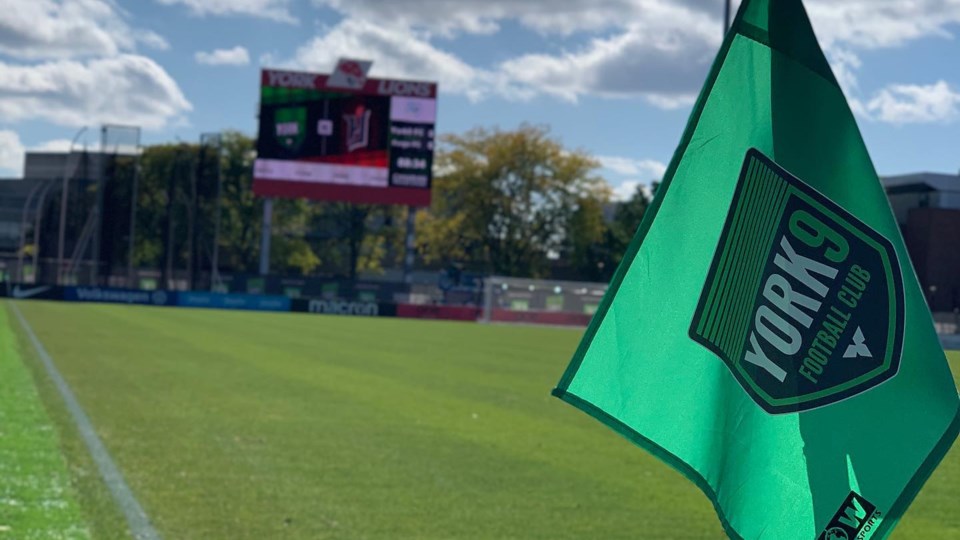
[305,203,404,279]
[565,188,615,281]
[609,183,652,267]
[419,125,606,278]
[217,131,262,273]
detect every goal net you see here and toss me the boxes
[481,276,608,326]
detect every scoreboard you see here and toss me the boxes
[254,68,437,206]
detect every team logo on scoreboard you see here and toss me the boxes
[690,149,904,414]
[274,107,307,152]
[328,59,372,90]
[343,106,372,152]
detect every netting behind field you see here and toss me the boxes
[482,276,608,325]
[102,125,141,155]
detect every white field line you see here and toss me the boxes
[10,301,161,540]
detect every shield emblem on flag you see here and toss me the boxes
[274,107,306,152]
[689,149,905,414]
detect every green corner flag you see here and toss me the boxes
[552,0,960,538]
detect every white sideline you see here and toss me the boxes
[10,301,161,540]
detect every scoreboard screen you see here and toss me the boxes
[254,68,437,206]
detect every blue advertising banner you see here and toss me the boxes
[64,287,176,306]
[177,292,291,312]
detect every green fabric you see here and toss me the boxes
[552,0,960,538]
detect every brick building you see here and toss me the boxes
[883,172,960,311]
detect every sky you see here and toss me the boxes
[1,0,959,199]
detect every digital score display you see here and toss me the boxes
[253,68,437,206]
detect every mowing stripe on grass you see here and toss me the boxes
[10,301,161,540]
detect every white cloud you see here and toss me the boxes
[313,0,646,36]
[0,129,25,176]
[195,46,251,66]
[501,14,718,105]
[315,0,960,46]
[611,179,653,202]
[305,0,719,105]
[0,1,189,132]
[0,0,169,59]
[297,0,960,111]
[156,0,296,24]
[805,0,960,50]
[289,19,523,101]
[32,139,76,152]
[864,81,960,124]
[138,31,171,51]
[598,156,667,179]
[0,55,192,130]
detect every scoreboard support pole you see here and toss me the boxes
[259,198,273,276]
[403,206,417,282]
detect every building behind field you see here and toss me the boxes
[883,172,960,312]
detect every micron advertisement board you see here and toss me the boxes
[254,68,437,206]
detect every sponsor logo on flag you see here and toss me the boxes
[818,491,880,540]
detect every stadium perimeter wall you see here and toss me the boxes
[3,283,958,350]
[0,283,489,322]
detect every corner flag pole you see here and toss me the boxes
[724,0,732,33]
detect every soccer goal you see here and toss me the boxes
[481,276,608,326]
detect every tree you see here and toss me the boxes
[418,125,606,278]
[217,131,262,273]
[609,183,651,265]
[565,188,614,281]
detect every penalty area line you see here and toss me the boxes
[10,301,161,540]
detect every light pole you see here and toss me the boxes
[56,126,88,285]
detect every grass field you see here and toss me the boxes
[3,300,959,539]
[0,307,90,539]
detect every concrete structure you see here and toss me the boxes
[0,177,44,253]
[882,172,960,312]
[0,151,103,283]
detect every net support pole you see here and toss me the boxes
[57,127,87,285]
[259,198,273,276]
[90,126,107,285]
[30,181,55,281]
[211,141,223,290]
[403,206,416,282]
[16,181,45,282]
[126,156,140,288]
